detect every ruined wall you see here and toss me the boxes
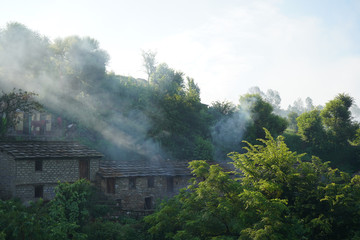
[101,175,191,211]
[0,152,16,199]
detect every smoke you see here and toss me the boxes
[211,99,252,161]
[0,22,164,161]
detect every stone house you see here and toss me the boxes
[96,160,192,211]
[0,139,235,212]
[0,141,102,202]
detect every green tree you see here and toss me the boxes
[0,180,145,240]
[146,129,360,239]
[150,63,185,96]
[51,36,109,94]
[83,218,146,240]
[0,88,42,137]
[209,100,236,122]
[47,179,92,240]
[239,94,288,143]
[0,199,50,240]
[193,136,214,160]
[297,109,326,149]
[231,130,360,239]
[146,67,211,159]
[145,144,302,239]
[0,22,51,82]
[155,92,209,159]
[184,77,201,103]
[292,94,360,170]
[287,111,299,132]
[350,128,360,146]
[321,93,359,145]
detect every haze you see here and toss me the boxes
[1,0,359,107]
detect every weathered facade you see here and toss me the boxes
[96,160,192,211]
[0,140,235,212]
[0,141,102,202]
[7,111,75,140]
[10,111,55,136]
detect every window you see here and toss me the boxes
[129,177,136,190]
[144,197,153,210]
[147,176,154,188]
[34,185,43,198]
[79,159,90,180]
[35,160,43,171]
[106,178,115,194]
[167,176,174,192]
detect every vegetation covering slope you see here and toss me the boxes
[145,130,360,240]
[1,131,360,239]
[1,22,360,240]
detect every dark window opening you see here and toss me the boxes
[167,176,174,192]
[106,178,115,194]
[129,177,136,190]
[79,159,90,180]
[35,160,43,171]
[34,185,43,198]
[147,176,154,188]
[144,197,153,210]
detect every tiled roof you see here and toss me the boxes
[0,141,103,159]
[98,160,192,177]
[98,160,236,177]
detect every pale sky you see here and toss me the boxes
[1,0,360,108]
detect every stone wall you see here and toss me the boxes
[100,175,191,211]
[15,183,58,202]
[12,157,100,202]
[15,158,79,185]
[15,158,99,185]
[0,152,16,199]
[89,158,100,181]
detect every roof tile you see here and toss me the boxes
[0,141,103,159]
[98,160,191,177]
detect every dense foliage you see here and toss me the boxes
[145,130,360,239]
[0,89,42,136]
[1,21,360,240]
[0,180,145,240]
[0,22,289,162]
[287,93,360,171]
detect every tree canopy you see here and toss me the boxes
[0,88,42,137]
[145,129,360,240]
[321,93,359,145]
[1,22,360,240]
[1,23,359,170]
[291,93,360,170]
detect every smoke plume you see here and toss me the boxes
[0,22,163,161]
